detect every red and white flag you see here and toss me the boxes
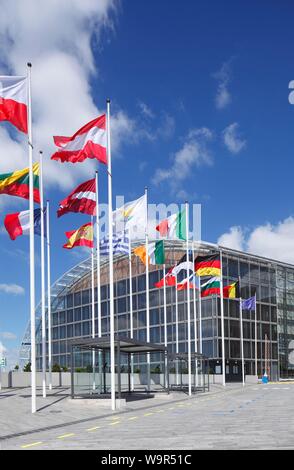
[51,114,107,164]
[0,76,28,133]
[57,178,96,218]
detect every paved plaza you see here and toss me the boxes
[0,382,294,450]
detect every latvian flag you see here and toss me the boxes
[51,114,107,164]
[57,178,96,218]
[0,76,28,133]
[4,208,45,240]
[195,253,221,277]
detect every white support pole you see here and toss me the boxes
[107,99,115,411]
[46,201,52,390]
[27,63,36,413]
[219,249,226,387]
[192,249,199,389]
[239,298,245,387]
[95,171,102,393]
[163,263,168,389]
[91,215,95,391]
[175,274,179,385]
[145,187,150,390]
[185,202,192,396]
[39,151,46,398]
[255,294,258,377]
[128,232,134,391]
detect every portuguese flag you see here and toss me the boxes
[0,163,40,203]
[195,253,221,277]
[134,240,165,266]
[201,277,220,297]
[223,281,240,299]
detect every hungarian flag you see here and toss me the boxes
[201,277,220,297]
[154,267,176,288]
[171,253,194,277]
[63,222,94,249]
[156,209,186,240]
[51,114,107,164]
[134,240,165,266]
[223,281,239,299]
[0,76,28,133]
[0,163,40,203]
[57,178,96,218]
[4,208,45,240]
[195,253,221,277]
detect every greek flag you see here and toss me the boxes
[100,233,129,256]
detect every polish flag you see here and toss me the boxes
[57,178,96,218]
[0,76,28,133]
[51,114,107,164]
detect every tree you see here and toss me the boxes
[23,362,31,372]
[14,364,19,371]
[52,363,61,372]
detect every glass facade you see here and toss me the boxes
[21,241,294,379]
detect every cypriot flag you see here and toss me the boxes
[113,194,147,238]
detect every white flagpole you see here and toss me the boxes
[27,63,36,413]
[145,187,150,390]
[107,99,115,410]
[95,171,102,393]
[163,263,168,389]
[254,294,257,377]
[128,232,134,391]
[39,151,46,398]
[46,200,52,390]
[91,215,95,391]
[185,202,192,396]
[192,245,198,388]
[239,298,245,386]
[219,249,226,387]
[175,273,179,385]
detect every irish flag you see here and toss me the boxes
[51,114,107,164]
[63,222,94,249]
[156,209,186,240]
[0,163,40,203]
[0,76,28,133]
[134,240,165,265]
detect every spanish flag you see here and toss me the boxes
[223,281,240,299]
[195,253,221,277]
[63,222,94,249]
[0,163,40,203]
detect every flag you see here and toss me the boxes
[223,281,240,299]
[154,267,176,288]
[51,114,107,164]
[4,208,45,240]
[0,163,40,203]
[171,253,194,277]
[156,209,186,240]
[134,240,165,266]
[201,277,221,297]
[177,274,198,291]
[100,233,129,256]
[195,253,221,277]
[63,222,94,249]
[113,194,147,237]
[0,76,27,133]
[57,178,96,218]
[241,296,256,311]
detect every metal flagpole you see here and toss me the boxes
[163,263,168,389]
[107,99,115,410]
[185,201,192,396]
[239,298,245,386]
[128,232,134,391]
[145,187,150,391]
[95,171,102,393]
[198,276,203,386]
[175,273,179,385]
[91,215,95,391]
[254,294,257,377]
[27,63,36,413]
[39,151,46,398]
[219,249,226,387]
[46,201,52,390]
[192,244,198,387]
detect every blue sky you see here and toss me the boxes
[1,0,294,366]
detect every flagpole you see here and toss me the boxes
[39,151,46,398]
[128,231,134,391]
[107,99,115,410]
[254,294,257,377]
[27,63,36,413]
[95,170,102,393]
[163,263,168,389]
[239,298,245,387]
[46,200,52,390]
[219,249,226,387]
[185,201,192,396]
[91,215,96,391]
[192,244,198,387]
[175,273,179,385]
[198,276,203,386]
[145,186,150,391]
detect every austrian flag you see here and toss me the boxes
[51,114,107,164]
[0,76,28,133]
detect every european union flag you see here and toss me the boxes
[241,296,256,311]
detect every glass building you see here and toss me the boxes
[19,240,294,380]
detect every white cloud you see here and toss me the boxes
[222,122,246,154]
[138,101,155,119]
[0,332,17,340]
[218,217,294,264]
[0,0,137,190]
[213,60,232,110]
[152,127,213,194]
[0,283,25,295]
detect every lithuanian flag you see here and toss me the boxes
[63,222,94,249]
[195,253,221,277]
[223,281,239,299]
[134,240,165,265]
[201,276,220,297]
[0,163,40,203]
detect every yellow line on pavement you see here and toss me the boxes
[144,412,154,416]
[57,433,75,439]
[168,407,175,410]
[128,416,138,421]
[87,426,101,432]
[109,421,120,426]
[21,441,43,449]
[156,409,164,413]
